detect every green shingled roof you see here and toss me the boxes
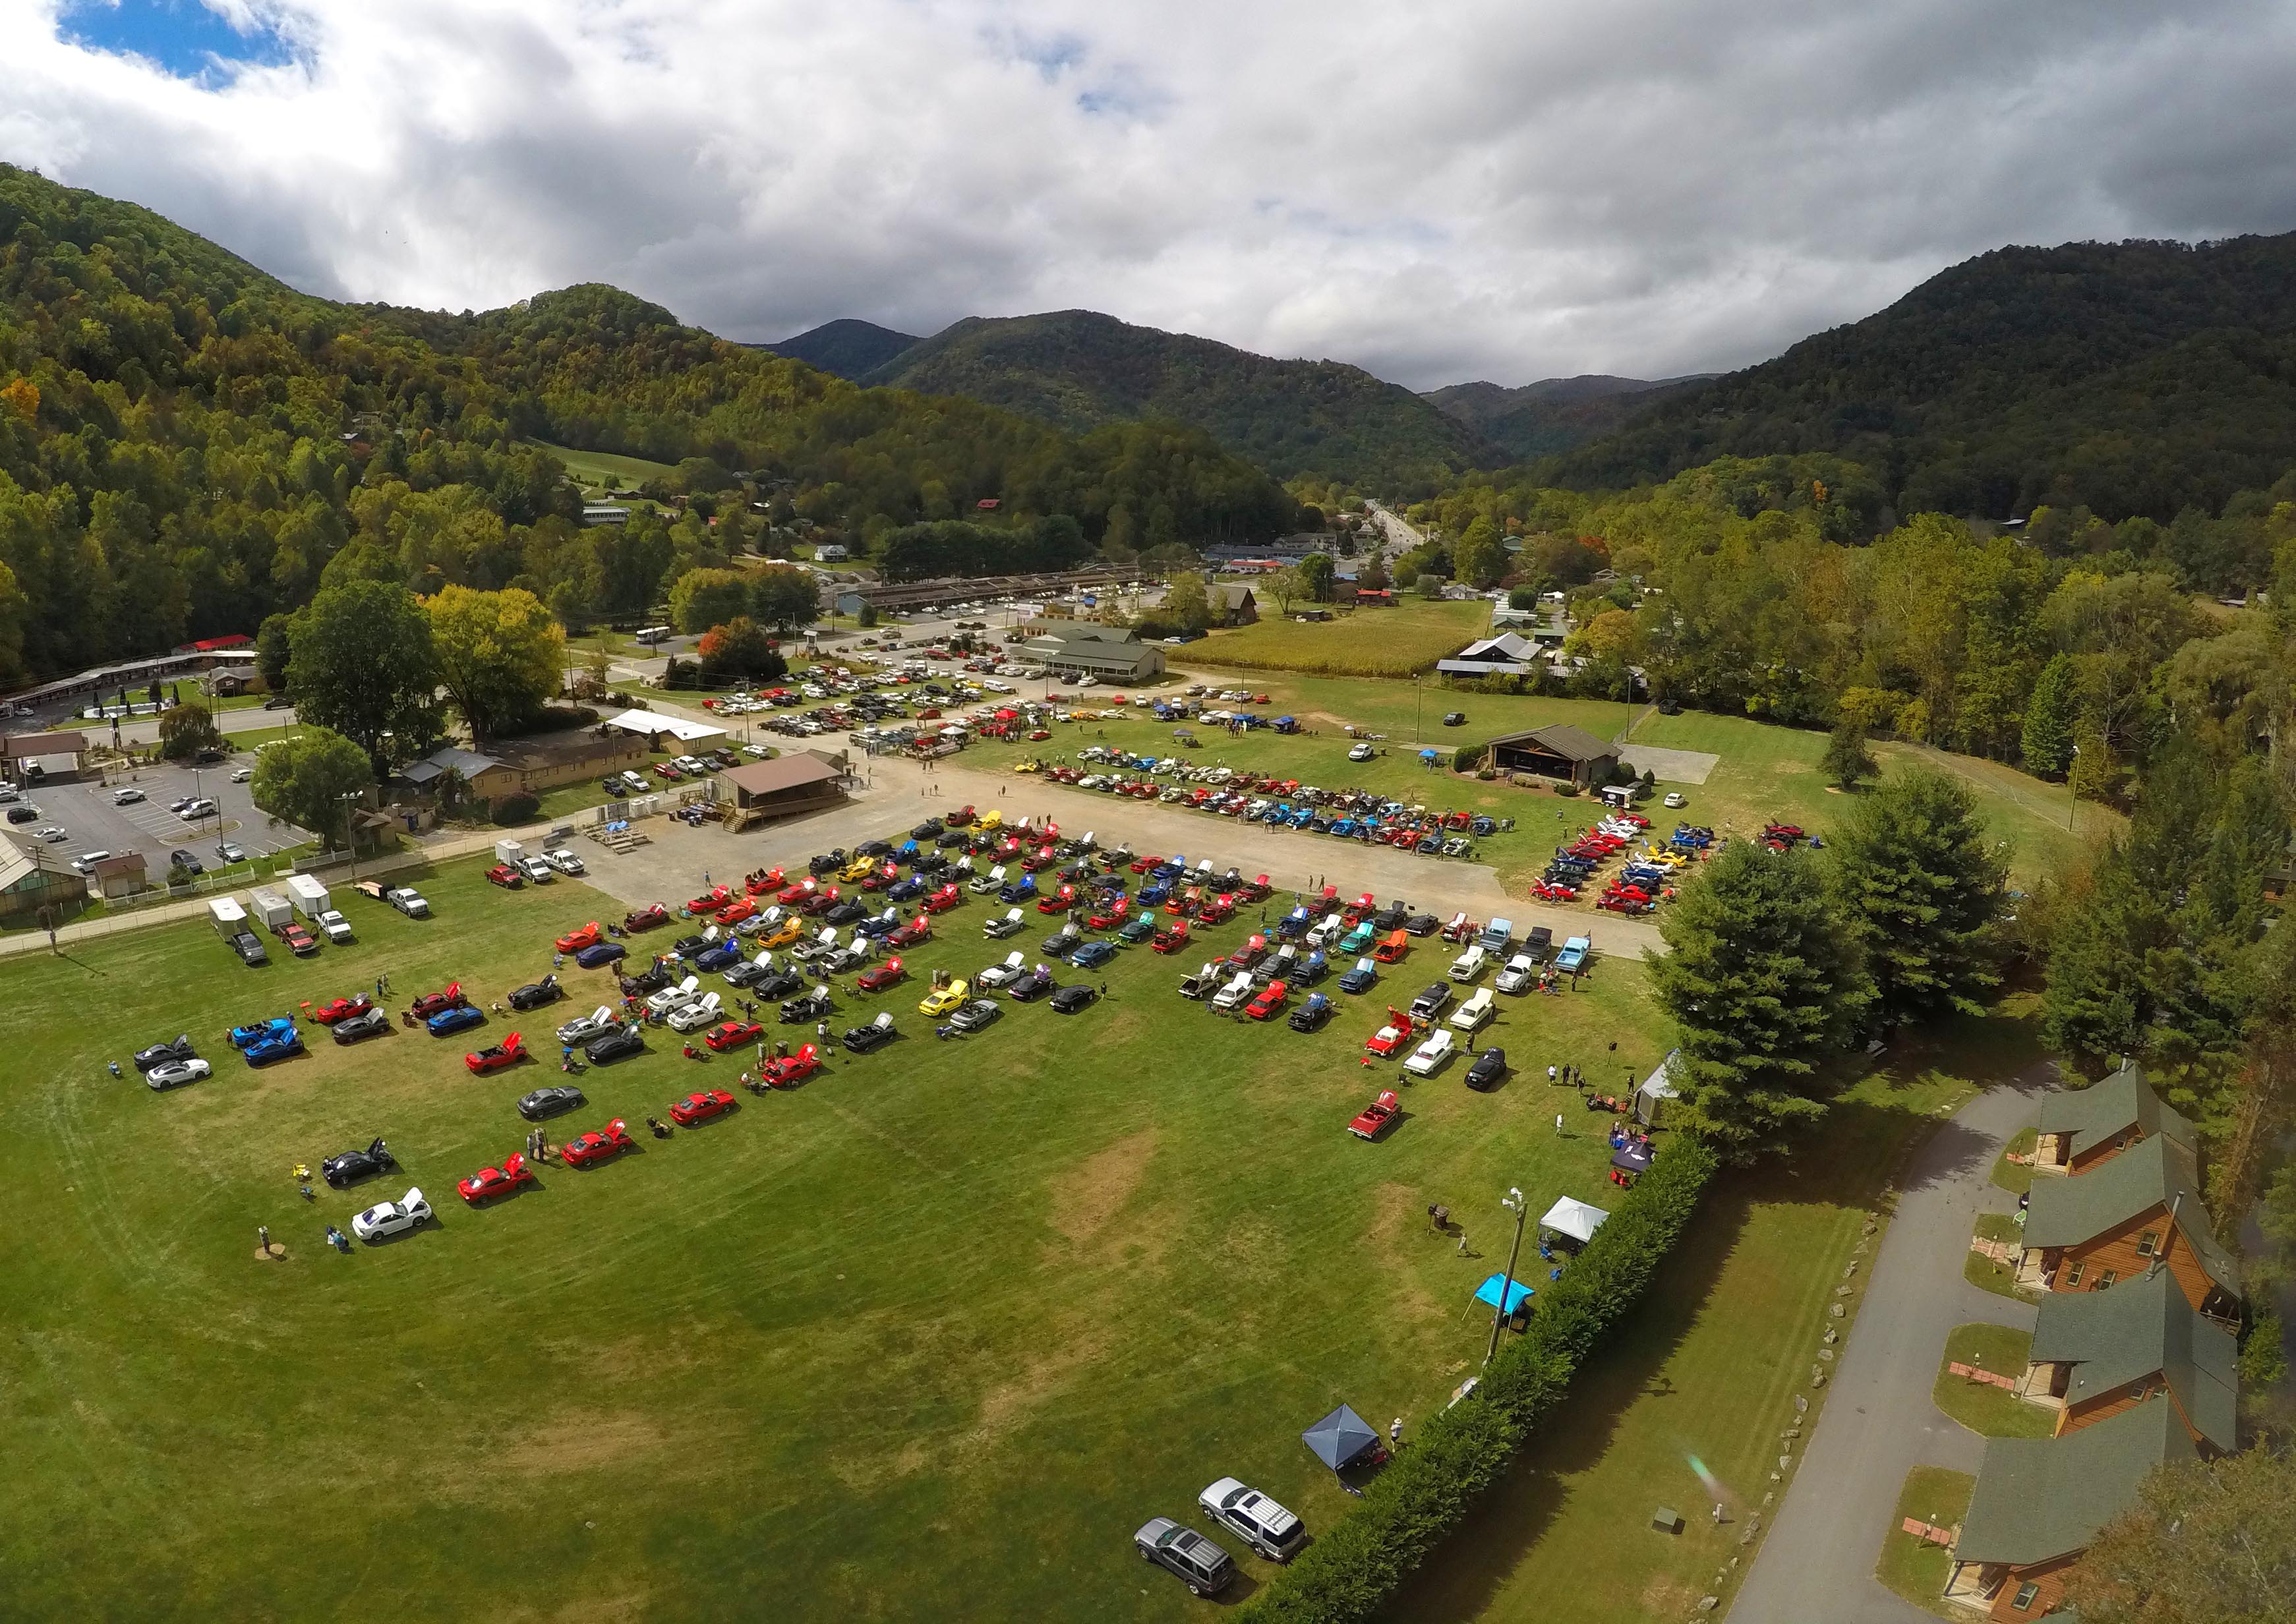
[2021,1134,2240,1296]
[2026,1269,2239,1451]
[1957,1400,2196,1567]
[2036,1062,2196,1162]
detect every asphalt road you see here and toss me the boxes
[1728,1066,2054,1624]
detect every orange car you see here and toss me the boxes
[554,921,603,954]
[1372,930,1411,964]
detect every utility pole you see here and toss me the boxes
[1485,1186,1528,1367]
[2067,743,2079,831]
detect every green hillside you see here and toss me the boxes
[0,167,1296,683]
[1421,374,1706,461]
[1545,233,2296,521]
[759,317,920,379]
[863,308,1500,486]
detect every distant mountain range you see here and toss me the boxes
[763,318,920,380]
[1420,374,1711,462]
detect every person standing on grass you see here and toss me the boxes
[1390,1417,1404,1451]
[1554,1113,1565,1136]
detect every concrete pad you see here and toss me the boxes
[1619,744,1721,785]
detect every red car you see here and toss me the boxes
[761,1043,821,1088]
[858,864,898,892]
[922,883,962,914]
[1364,1011,1414,1058]
[1027,728,1050,741]
[1020,847,1058,873]
[1195,894,1235,925]
[800,886,841,917]
[562,1118,635,1168]
[1227,933,1268,969]
[1349,1089,1402,1140]
[1246,981,1290,1021]
[1152,921,1190,954]
[1345,892,1377,924]
[457,1151,535,1204]
[688,885,732,914]
[1086,896,1129,931]
[888,916,931,948]
[670,1089,737,1126]
[624,904,671,931]
[777,880,817,907]
[411,981,467,1019]
[945,805,975,827]
[310,993,374,1026]
[717,896,758,926]
[280,922,318,956]
[465,1031,527,1074]
[1131,852,1162,874]
[653,763,683,782]
[1372,930,1410,964]
[745,867,786,895]
[1036,884,1076,914]
[703,1019,766,1053]
[485,863,523,888]
[1237,874,1272,902]
[856,957,906,992]
[556,921,603,953]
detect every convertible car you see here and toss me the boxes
[464,1031,527,1074]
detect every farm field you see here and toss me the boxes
[1,848,1659,1621]
[1186,598,1492,678]
[529,438,680,496]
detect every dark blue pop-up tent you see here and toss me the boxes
[1302,1404,1380,1473]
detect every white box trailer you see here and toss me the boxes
[494,838,525,867]
[247,887,293,931]
[285,874,330,919]
[208,896,247,938]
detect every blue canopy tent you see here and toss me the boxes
[1419,748,1440,761]
[1474,1273,1536,1314]
[1301,1404,1382,1475]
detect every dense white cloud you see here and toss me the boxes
[5,0,2295,387]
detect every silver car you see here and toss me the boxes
[1134,1519,1235,1596]
[1198,1478,1305,1560]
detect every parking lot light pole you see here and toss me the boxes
[1485,1186,1528,1368]
[2066,743,2079,831]
[339,791,363,879]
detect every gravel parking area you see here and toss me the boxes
[13,751,312,877]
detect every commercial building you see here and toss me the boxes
[397,731,650,802]
[1013,624,1167,683]
[0,730,90,782]
[719,755,846,821]
[1436,632,1544,679]
[1480,723,1620,788]
[0,834,88,921]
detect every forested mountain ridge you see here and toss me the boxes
[759,318,920,379]
[860,308,1502,486]
[1545,233,2296,521]
[1421,373,1708,461]
[0,167,1298,684]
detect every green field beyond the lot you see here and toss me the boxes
[1187,600,1494,678]
[1,850,1659,1621]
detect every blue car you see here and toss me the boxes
[887,876,927,903]
[229,1017,295,1049]
[1338,961,1379,995]
[696,942,746,972]
[1297,950,1330,985]
[1071,940,1116,970]
[426,1004,485,1037]
[243,1026,304,1066]
[856,912,902,939]
[897,840,920,862]
[999,877,1038,904]
[575,941,628,970]
[1138,879,1173,908]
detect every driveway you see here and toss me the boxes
[1729,1066,2055,1624]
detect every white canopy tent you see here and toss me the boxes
[601,708,726,744]
[1539,1196,1610,1246]
[1635,1047,1682,1126]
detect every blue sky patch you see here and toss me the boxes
[64,1,296,82]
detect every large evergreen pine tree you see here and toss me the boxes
[2020,652,2077,776]
[1649,841,1871,1159]
[1827,767,2008,1025]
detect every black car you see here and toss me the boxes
[935,829,968,849]
[600,777,624,795]
[1372,903,1410,931]
[1048,985,1098,1014]
[322,1138,394,1188]
[1008,967,1055,1002]
[508,975,563,1012]
[672,934,712,960]
[807,850,846,876]
[751,968,808,1001]
[517,1085,587,1120]
[843,1014,897,1053]
[133,1033,197,1072]
[1465,1047,1508,1091]
[1040,928,1082,960]
[912,852,949,875]
[169,850,206,875]
[949,999,1001,1033]
[584,1026,646,1065]
[823,898,868,927]
[780,987,835,1024]
[1401,914,1440,937]
[721,956,775,989]
[331,1007,392,1045]
[856,839,894,858]
[1409,983,1452,1020]
[1442,711,1466,726]
[912,819,943,840]
[618,964,674,997]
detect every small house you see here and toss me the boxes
[2022,1267,2237,1453]
[2018,1134,2242,1318]
[2033,1061,2196,1176]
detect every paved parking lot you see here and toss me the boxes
[11,751,312,877]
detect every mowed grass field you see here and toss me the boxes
[1,850,1661,1621]
[530,438,680,494]
[1187,599,1493,678]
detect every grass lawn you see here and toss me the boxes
[1991,1128,2038,1195]
[529,439,678,504]
[1967,1213,2033,1299]
[1376,999,2038,1624]
[1,843,1662,1621]
[1187,600,1492,678]
[1875,1466,1975,1619]
[225,724,299,753]
[1933,1323,2051,1438]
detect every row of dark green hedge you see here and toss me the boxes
[1237,1135,1721,1623]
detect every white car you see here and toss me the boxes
[1450,988,1496,1031]
[179,799,218,821]
[544,848,586,875]
[976,949,1026,989]
[230,767,254,783]
[35,825,66,842]
[69,850,113,875]
[668,991,724,1031]
[1347,742,1374,763]
[1494,953,1538,994]
[351,1187,433,1242]
[1210,971,1256,1011]
[1198,1478,1306,1562]
[556,1004,620,1046]
[645,973,703,1015]
[1448,944,1488,982]
[144,1057,212,1089]
[111,788,145,805]
[517,856,555,883]
[387,887,430,918]
[1403,1029,1457,1076]
[314,910,355,945]
[1664,791,1687,808]
[968,863,1007,895]
[983,907,1025,939]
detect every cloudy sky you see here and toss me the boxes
[7,0,2296,389]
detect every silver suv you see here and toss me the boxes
[1133,1519,1235,1597]
[1198,1478,1305,1561]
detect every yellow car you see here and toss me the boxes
[1641,845,1687,868]
[1014,761,1042,775]
[759,914,802,949]
[839,855,877,884]
[919,978,970,1017]
[976,809,1003,831]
